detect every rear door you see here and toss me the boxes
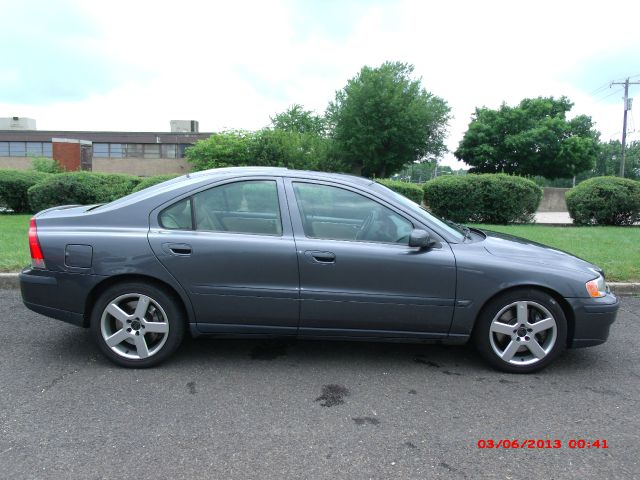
[284,179,457,339]
[148,177,299,334]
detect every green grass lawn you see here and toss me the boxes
[0,215,638,281]
[0,214,30,272]
[471,224,640,282]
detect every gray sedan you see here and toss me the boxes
[20,167,618,372]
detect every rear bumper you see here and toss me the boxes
[567,293,619,348]
[20,268,101,328]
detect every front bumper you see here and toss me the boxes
[20,267,102,327]
[567,293,619,348]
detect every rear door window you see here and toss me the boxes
[193,180,282,236]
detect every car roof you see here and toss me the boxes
[185,166,375,187]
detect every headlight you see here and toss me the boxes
[585,271,608,298]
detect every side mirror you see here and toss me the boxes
[408,229,434,249]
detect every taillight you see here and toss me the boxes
[28,218,46,269]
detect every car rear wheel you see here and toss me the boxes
[90,282,184,368]
[473,289,567,373]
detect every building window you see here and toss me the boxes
[93,143,109,157]
[125,144,143,157]
[178,144,190,158]
[109,144,124,157]
[144,144,160,159]
[26,142,43,156]
[161,144,177,158]
[0,142,51,157]
[9,142,26,156]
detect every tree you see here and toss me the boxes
[250,128,333,171]
[270,104,326,136]
[185,130,254,171]
[455,96,599,179]
[595,140,640,180]
[185,126,344,173]
[265,104,345,171]
[327,61,451,177]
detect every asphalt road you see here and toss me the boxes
[1,289,638,480]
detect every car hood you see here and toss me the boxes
[478,229,600,275]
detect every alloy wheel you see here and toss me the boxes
[100,293,170,360]
[488,300,557,366]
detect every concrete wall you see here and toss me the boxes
[0,157,31,170]
[538,187,569,212]
[92,158,191,175]
[0,157,192,176]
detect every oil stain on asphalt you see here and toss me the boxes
[315,384,350,407]
[414,357,441,368]
[352,417,380,426]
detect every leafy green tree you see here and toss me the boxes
[250,128,331,170]
[31,157,62,173]
[185,127,344,173]
[595,140,640,180]
[455,97,599,179]
[270,104,326,136]
[327,61,451,177]
[185,130,254,171]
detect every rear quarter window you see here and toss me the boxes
[159,198,193,230]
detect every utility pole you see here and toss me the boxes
[610,78,640,177]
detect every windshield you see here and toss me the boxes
[375,184,466,241]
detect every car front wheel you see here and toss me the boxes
[473,289,567,373]
[90,282,185,368]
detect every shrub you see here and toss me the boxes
[376,179,424,204]
[132,174,180,192]
[565,176,640,225]
[31,157,62,174]
[28,172,141,212]
[0,169,51,213]
[423,174,542,224]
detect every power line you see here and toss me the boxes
[594,86,623,103]
[589,82,611,96]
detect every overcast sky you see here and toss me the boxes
[1,0,639,167]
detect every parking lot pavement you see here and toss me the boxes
[1,290,638,480]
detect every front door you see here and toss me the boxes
[148,177,299,334]
[284,179,456,339]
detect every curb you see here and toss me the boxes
[0,273,20,290]
[1,272,638,296]
[608,283,640,296]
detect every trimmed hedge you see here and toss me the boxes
[566,176,640,225]
[376,179,424,204]
[423,174,543,224]
[28,172,141,212]
[0,170,52,213]
[132,174,180,192]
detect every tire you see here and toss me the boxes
[90,282,185,368]
[473,289,567,373]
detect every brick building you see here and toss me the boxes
[0,118,211,176]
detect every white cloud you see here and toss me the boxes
[2,0,639,167]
